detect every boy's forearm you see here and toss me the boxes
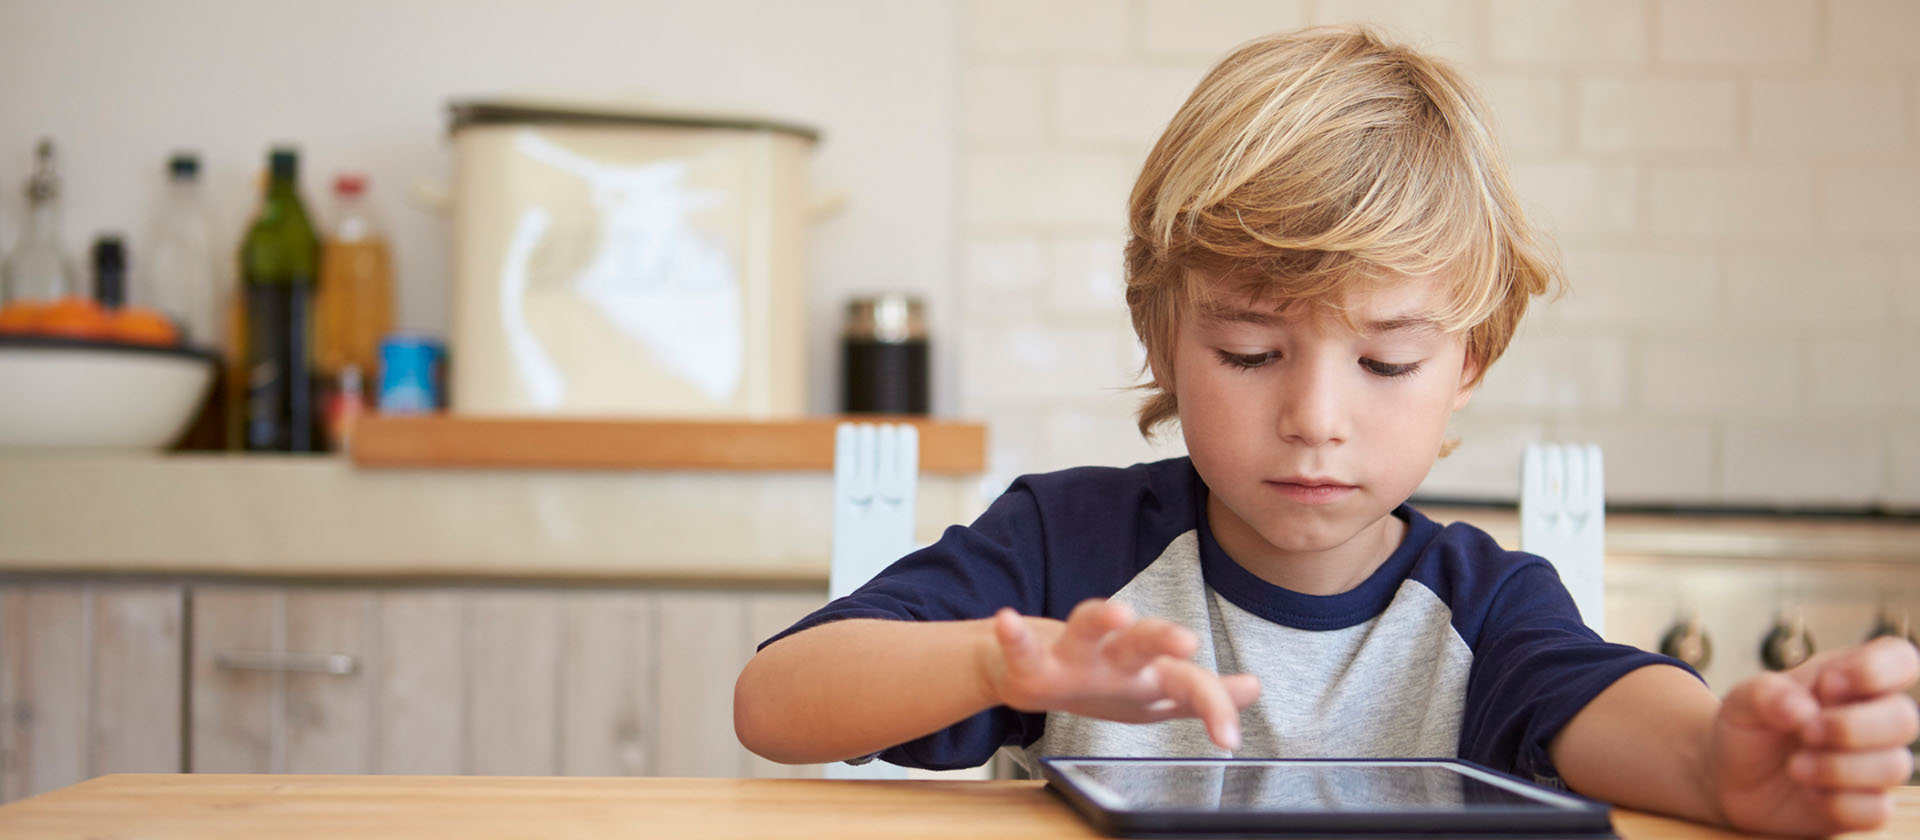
[733,617,1003,765]
[1548,664,1724,824]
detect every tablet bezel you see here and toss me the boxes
[1039,757,1615,838]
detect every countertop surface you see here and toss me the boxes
[1,774,1914,839]
[0,454,991,584]
[0,454,1914,583]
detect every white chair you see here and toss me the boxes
[1520,443,1606,637]
[825,422,919,780]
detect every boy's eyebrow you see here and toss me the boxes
[1197,300,1448,334]
[1363,316,1447,335]
[1195,300,1282,324]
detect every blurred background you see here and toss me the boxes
[1,0,1914,504]
[0,0,1913,800]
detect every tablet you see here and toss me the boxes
[1040,757,1614,838]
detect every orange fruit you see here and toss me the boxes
[37,296,111,340]
[0,300,46,334]
[107,306,181,347]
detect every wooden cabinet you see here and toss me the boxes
[0,579,826,803]
[0,582,186,801]
[184,585,826,779]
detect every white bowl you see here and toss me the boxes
[0,336,216,450]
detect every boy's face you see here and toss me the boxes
[1164,273,1477,580]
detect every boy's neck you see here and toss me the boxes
[1204,495,1409,596]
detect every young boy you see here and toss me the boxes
[735,26,1918,836]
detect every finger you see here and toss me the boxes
[1789,746,1916,789]
[1809,636,1920,704]
[1153,657,1241,751]
[1056,599,1132,662]
[1806,692,1920,750]
[1722,671,1820,733]
[1809,790,1896,835]
[1222,673,1261,709]
[994,608,1040,673]
[1103,617,1198,672]
[1134,675,1260,722]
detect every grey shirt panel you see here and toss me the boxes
[1018,529,1470,772]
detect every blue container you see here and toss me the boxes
[379,334,445,413]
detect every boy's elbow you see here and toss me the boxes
[733,656,803,764]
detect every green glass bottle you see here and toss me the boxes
[239,147,322,452]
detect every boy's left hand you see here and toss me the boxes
[1707,635,1919,835]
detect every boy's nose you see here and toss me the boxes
[1276,364,1346,446]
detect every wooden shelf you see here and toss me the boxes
[349,415,987,474]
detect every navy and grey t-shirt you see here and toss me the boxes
[762,457,1693,785]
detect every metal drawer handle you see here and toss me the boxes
[214,650,358,676]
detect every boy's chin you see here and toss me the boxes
[1254,518,1365,555]
[1253,506,1397,554]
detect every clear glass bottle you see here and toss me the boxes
[2,139,80,304]
[143,152,218,343]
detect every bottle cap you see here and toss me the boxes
[168,153,200,180]
[26,138,58,203]
[334,173,367,196]
[92,235,127,309]
[268,147,299,178]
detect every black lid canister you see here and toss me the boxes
[841,294,928,415]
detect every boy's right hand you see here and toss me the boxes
[983,599,1260,750]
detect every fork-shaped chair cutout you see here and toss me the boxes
[832,423,919,599]
[826,422,919,779]
[1520,443,1606,637]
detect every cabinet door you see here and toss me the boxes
[560,591,655,776]
[191,587,379,773]
[184,584,830,780]
[0,583,184,802]
[192,586,562,776]
[467,591,562,775]
[372,590,464,774]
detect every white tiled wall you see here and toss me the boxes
[5,1,1910,511]
[955,0,1920,511]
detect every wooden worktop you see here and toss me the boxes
[1,775,1914,839]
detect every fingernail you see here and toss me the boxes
[1223,723,1241,750]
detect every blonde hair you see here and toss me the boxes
[1126,25,1559,437]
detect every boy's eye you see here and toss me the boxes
[1215,349,1278,370]
[1361,358,1422,378]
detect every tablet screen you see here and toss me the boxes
[1041,757,1612,837]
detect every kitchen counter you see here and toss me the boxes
[0,453,989,584]
[1,453,1915,584]
[5,774,1915,839]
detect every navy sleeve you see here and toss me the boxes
[1458,561,1700,787]
[756,483,1053,770]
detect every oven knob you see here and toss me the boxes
[1658,615,1713,669]
[1760,613,1816,671]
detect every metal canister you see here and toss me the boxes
[378,334,446,414]
[841,294,928,415]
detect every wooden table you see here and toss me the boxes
[0,775,1914,839]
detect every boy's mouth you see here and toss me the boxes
[1265,478,1357,504]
